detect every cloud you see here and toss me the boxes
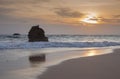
[54,8,85,18]
[98,14,120,23]
[113,15,120,18]
[99,17,120,23]
[0,0,52,23]
[0,0,50,5]
[0,0,50,17]
[0,7,17,14]
[0,0,119,25]
[88,16,100,21]
[82,15,120,24]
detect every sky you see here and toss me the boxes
[0,0,120,35]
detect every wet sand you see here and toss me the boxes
[0,48,118,79]
[38,48,120,79]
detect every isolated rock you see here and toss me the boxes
[13,33,21,36]
[12,33,21,38]
[28,25,48,42]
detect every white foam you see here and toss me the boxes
[0,41,120,49]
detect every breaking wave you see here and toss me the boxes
[0,41,120,49]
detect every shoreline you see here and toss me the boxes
[38,48,120,79]
[0,47,119,79]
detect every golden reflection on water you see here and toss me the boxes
[4,48,112,79]
[28,49,111,68]
[82,49,110,57]
[85,50,98,56]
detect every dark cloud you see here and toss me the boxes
[113,15,120,18]
[88,17,100,21]
[99,17,120,23]
[103,14,120,23]
[54,8,84,18]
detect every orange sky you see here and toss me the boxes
[0,0,120,35]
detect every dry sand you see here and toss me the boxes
[38,49,120,79]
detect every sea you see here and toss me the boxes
[0,35,120,49]
[0,35,120,79]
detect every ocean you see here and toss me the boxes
[0,35,119,79]
[0,35,120,49]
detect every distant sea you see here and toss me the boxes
[0,35,120,49]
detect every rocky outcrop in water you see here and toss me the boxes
[12,33,21,38]
[28,25,48,42]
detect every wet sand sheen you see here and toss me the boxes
[38,48,120,79]
[0,48,114,79]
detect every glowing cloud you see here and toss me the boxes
[80,13,99,24]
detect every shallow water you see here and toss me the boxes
[0,35,120,49]
[0,48,113,79]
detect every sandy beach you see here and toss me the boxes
[0,48,120,79]
[0,0,120,78]
[38,48,120,79]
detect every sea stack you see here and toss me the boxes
[28,25,48,42]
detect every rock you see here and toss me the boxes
[12,33,21,38]
[28,25,48,42]
[13,33,21,35]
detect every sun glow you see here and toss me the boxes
[81,13,99,24]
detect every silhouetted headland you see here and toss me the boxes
[28,25,48,42]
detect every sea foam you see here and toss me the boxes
[0,41,120,49]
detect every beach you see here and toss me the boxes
[0,47,120,79]
[0,0,120,78]
[38,48,120,79]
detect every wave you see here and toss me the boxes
[0,41,120,49]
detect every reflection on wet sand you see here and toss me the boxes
[27,49,112,75]
[28,49,111,67]
[82,49,112,58]
[0,48,112,79]
[28,49,112,68]
[83,50,101,57]
[29,54,46,67]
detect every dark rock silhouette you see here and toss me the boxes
[12,33,21,38]
[28,25,48,42]
[13,33,21,35]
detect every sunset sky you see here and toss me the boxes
[0,0,120,35]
